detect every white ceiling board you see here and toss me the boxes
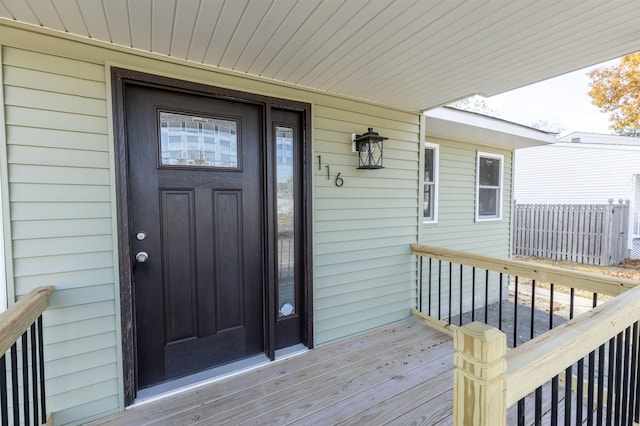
[218,0,272,70]
[266,0,370,81]
[51,0,87,37]
[246,0,324,76]
[271,0,348,81]
[0,2,10,17]
[378,2,640,106]
[326,0,459,93]
[169,0,199,59]
[150,0,175,55]
[296,0,420,87]
[27,0,65,32]
[203,0,248,66]
[77,1,111,41]
[0,0,638,111]
[185,0,223,63]
[1,0,37,23]
[328,1,479,94]
[103,0,132,47]
[365,2,517,101]
[231,0,297,72]
[127,0,151,52]
[292,0,390,87]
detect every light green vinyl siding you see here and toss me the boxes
[312,106,419,344]
[422,137,513,254]
[419,137,513,319]
[0,23,423,424]
[2,45,119,424]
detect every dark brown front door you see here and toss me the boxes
[125,84,264,389]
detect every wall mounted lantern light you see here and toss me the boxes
[354,127,387,169]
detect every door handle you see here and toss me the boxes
[135,251,149,263]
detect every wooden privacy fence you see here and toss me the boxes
[513,201,629,266]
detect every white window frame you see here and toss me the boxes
[475,151,504,221]
[423,142,439,223]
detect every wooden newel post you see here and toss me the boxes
[453,322,507,426]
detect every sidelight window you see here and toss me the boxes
[276,126,296,317]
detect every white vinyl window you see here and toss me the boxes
[423,143,439,223]
[476,152,503,221]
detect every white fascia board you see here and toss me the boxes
[424,107,556,150]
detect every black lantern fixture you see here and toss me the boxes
[354,127,387,169]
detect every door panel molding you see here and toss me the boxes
[110,68,313,405]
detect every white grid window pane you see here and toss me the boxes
[159,112,238,168]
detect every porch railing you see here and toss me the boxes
[411,243,640,425]
[0,286,53,426]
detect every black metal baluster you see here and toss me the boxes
[569,288,575,319]
[636,343,640,425]
[597,343,605,426]
[587,350,595,426]
[31,323,39,426]
[484,269,489,324]
[631,322,640,424]
[448,262,452,324]
[565,365,572,426]
[514,276,519,347]
[577,358,584,425]
[22,332,30,426]
[552,375,559,426]
[11,343,19,425]
[471,267,476,322]
[459,264,463,326]
[615,332,623,426]
[418,257,423,312]
[606,337,615,426]
[530,279,536,340]
[498,273,503,330]
[622,326,631,426]
[535,386,542,426]
[38,316,47,424]
[438,260,442,320]
[428,258,432,316]
[518,398,526,426]
[0,355,7,426]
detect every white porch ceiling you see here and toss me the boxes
[0,0,638,111]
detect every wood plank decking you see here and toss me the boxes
[88,319,455,425]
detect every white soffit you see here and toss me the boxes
[425,107,556,149]
[0,0,638,111]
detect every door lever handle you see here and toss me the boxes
[135,251,149,263]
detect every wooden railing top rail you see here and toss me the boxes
[0,286,53,355]
[503,282,640,407]
[411,243,639,297]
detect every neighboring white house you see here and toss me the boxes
[514,131,640,255]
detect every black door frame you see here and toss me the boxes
[111,68,313,405]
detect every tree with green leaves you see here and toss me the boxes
[587,52,640,136]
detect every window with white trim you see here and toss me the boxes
[423,143,439,222]
[476,152,503,221]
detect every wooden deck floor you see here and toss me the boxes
[89,319,455,425]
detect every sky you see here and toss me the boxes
[485,59,619,137]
